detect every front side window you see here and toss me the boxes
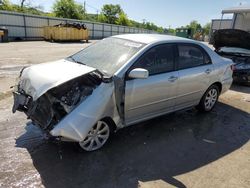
[133,44,175,75]
[177,44,209,70]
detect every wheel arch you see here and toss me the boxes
[100,117,117,132]
[211,82,222,93]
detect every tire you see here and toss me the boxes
[79,119,113,152]
[197,85,220,112]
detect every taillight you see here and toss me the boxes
[230,65,236,71]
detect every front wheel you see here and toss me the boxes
[79,120,111,152]
[197,85,220,112]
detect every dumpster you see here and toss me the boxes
[176,28,193,39]
[44,23,88,42]
[0,27,8,42]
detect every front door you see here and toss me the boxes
[124,44,178,125]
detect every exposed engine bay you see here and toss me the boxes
[13,71,102,131]
[216,53,250,65]
[211,29,250,84]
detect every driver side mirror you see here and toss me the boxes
[128,68,149,79]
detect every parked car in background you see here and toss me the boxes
[211,29,250,85]
[12,34,234,151]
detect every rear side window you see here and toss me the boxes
[134,44,175,75]
[177,44,210,70]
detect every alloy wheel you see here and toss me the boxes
[204,88,218,111]
[79,120,110,151]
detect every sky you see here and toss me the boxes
[11,0,250,28]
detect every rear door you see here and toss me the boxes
[175,43,214,110]
[124,44,178,125]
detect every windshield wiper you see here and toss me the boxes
[95,69,113,83]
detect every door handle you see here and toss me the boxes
[205,69,212,74]
[168,76,178,82]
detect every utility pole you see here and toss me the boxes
[83,1,86,18]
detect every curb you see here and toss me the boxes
[0,90,13,101]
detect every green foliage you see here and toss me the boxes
[186,20,202,34]
[98,13,107,23]
[0,0,50,15]
[181,21,211,36]
[0,0,13,11]
[144,22,159,31]
[130,20,141,28]
[116,12,131,26]
[168,28,176,34]
[98,4,131,26]
[203,22,211,35]
[53,0,85,20]
[156,27,164,33]
[85,13,98,22]
[100,4,123,24]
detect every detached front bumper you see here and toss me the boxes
[12,89,56,132]
[12,91,32,113]
[12,91,75,141]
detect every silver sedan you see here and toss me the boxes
[13,34,234,151]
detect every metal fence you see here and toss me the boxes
[0,10,156,40]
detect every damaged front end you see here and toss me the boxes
[12,58,118,142]
[12,58,123,143]
[13,71,102,133]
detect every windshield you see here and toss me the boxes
[219,47,250,56]
[69,37,145,75]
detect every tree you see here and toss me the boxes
[187,20,202,34]
[167,28,176,35]
[0,0,13,11]
[143,22,158,31]
[203,22,211,35]
[53,0,85,20]
[116,12,131,26]
[156,26,164,33]
[97,13,107,23]
[100,4,122,24]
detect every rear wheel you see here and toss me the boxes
[79,120,111,151]
[197,85,219,112]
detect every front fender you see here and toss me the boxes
[50,83,119,142]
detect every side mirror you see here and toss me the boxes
[128,68,149,79]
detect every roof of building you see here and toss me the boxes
[222,6,250,14]
[113,34,190,44]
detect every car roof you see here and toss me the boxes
[112,34,191,44]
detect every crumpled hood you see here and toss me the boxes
[211,29,250,50]
[19,59,96,100]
